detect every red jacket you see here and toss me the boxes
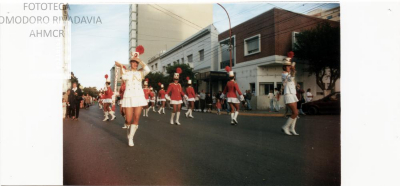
[143,88,150,99]
[186,86,195,99]
[223,81,242,98]
[158,89,166,99]
[104,86,113,99]
[166,83,185,101]
[119,83,126,99]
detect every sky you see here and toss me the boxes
[70,3,339,90]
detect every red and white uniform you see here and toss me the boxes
[222,80,243,103]
[158,89,166,101]
[186,86,195,102]
[149,91,155,102]
[103,86,113,103]
[166,83,185,104]
[143,88,150,102]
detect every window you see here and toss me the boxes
[163,66,166,72]
[168,63,171,67]
[155,63,158,70]
[292,32,299,50]
[250,83,255,95]
[199,49,204,61]
[244,34,261,56]
[220,36,235,69]
[276,83,283,93]
[182,58,184,63]
[151,65,154,70]
[327,15,333,19]
[259,82,274,96]
[173,61,176,65]
[187,54,193,62]
[177,59,180,64]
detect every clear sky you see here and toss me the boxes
[70,3,339,90]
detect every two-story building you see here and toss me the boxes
[217,8,340,109]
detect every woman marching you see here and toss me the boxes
[149,87,156,113]
[142,78,151,117]
[281,51,300,136]
[157,83,166,114]
[220,66,244,125]
[102,76,116,121]
[115,45,150,147]
[165,68,188,125]
[185,77,195,118]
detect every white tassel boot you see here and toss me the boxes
[233,111,239,124]
[170,113,175,124]
[109,111,116,120]
[230,113,235,125]
[189,109,194,118]
[158,107,162,114]
[281,118,294,135]
[176,112,181,125]
[128,124,138,147]
[103,112,109,121]
[163,108,165,114]
[289,118,299,135]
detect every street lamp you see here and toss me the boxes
[217,3,233,68]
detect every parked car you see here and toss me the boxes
[302,92,340,115]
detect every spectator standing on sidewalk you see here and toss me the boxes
[199,90,206,112]
[268,90,275,112]
[273,88,280,112]
[64,89,70,119]
[306,88,313,103]
[246,90,252,110]
[296,84,306,115]
[205,92,212,112]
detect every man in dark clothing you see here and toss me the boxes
[296,84,306,115]
[245,90,252,110]
[68,82,82,120]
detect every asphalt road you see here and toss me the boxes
[63,105,340,185]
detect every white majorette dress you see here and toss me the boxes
[121,66,150,107]
[282,72,298,104]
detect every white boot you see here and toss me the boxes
[170,113,175,124]
[109,111,116,120]
[153,106,156,112]
[230,113,234,125]
[281,118,294,135]
[189,109,194,118]
[233,111,239,124]
[158,107,162,114]
[143,108,146,116]
[289,118,299,135]
[163,108,165,114]
[185,110,190,118]
[103,112,109,121]
[122,123,127,129]
[126,124,130,139]
[128,124,138,147]
[146,108,150,117]
[176,112,181,125]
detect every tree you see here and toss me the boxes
[82,87,99,97]
[165,63,195,89]
[293,22,340,93]
[145,72,169,90]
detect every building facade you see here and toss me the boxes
[308,7,340,21]
[147,24,220,92]
[217,8,340,109]
[129,4,213,63]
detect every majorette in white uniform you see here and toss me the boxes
[280,51,300,136]
[119,45,150,147]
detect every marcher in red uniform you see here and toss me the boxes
[149,87,156,112]
[185,77,195,118]
[221,66,244,125]
[115,45,150,147]
[142,78,151,117]
[157,83,166,114]
[166,68,188,125]
[103,76,116,121]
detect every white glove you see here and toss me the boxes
[165,94,171,101]
[239,95,244,101]
[184,95,188,100]
[220,93,225,99]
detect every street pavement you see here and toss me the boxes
[63,105,340,185]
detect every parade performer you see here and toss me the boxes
[98,91,103,109]
[185,77,195,118]
[115,45,150,147]
[149,87,156,112]
[142,78,151,117]
[165,67,188,125]
[157,83,166,114]
[220,66,244,125]
[103,75,116,121]
[281,51,299,136]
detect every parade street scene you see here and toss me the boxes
[62,3,341,185]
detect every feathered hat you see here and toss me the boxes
[282,51,294,66]
[225,66,234,77]
[144,78,149,86]
[158,82,164,88]
[186,76,191,85]
[174,67,182,80]
[130,45,145,63]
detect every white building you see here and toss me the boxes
[148,24,220,92]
